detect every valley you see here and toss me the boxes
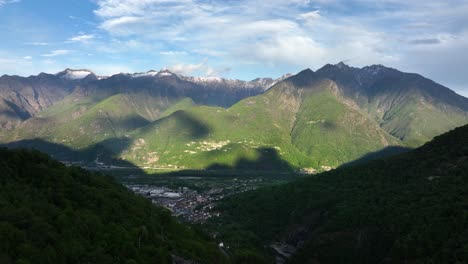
[2,1,468,263]
[1,63,468,264]
[123,174,294,223]
[2,63,467,173]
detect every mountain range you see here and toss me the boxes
[2,104,467,264]
[0,68,282,132]
[1,63,467,171]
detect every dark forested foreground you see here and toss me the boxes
[212,124,468,263]
[1,126,467,264]
[0,148,226,264]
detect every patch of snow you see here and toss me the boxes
[131,69,175,78]
[59,69,93,80]
[96,75,109,80]
[189,76,224,83]
[158,71,174,77]
[132,71,158,78]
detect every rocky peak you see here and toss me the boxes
[56,68,94,80]
[336,61,349,69]
[361,64,392,76]
[285,68,318,87]
[130,69,177,78]
[157,69,175,76]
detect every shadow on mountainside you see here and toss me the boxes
[106,115,151,132]
[140,110,212,140]
[339,146,412,168]
[2,138,144,172]
[207,147,294,171]
[3,140,413,178]
[157,147,295,178]
[3,140,296,180]
[2,99,32,120]
[174,111,211,139]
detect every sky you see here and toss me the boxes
[0,0,467,96]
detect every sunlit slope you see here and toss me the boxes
[6,65,467,171]
[291,85,400,166]
[120,75,400,170]
[316,63,468,146]
[7,93,194,150]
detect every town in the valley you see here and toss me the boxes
[125,178,262,223]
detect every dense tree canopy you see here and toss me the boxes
[0,148,226,264]
[214,125,468,263]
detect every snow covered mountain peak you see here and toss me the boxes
[57,69,94,80]
[157,69,176,77]
[131,69,176,78]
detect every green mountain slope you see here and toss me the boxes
[3,64,467,172]
[119,100,308,170]
[213,124,468,263]
[6,92,194,150]
[118,72,400,170]
[317,63,468,146]
[289,80,399,166]
[0,148,226,264]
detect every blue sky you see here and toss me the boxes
[0,0,467,96]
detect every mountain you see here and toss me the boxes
[116,69,401,171]
[0,69,281,141]
[315,63,468,145]
[2,63,467,171]
[213,124,468,263]
[0,148,227,263]
[0,73,77,134]
[81,69,281,107]
[56,68,96,80]
[180,74,292,93]
[99,64,467,170]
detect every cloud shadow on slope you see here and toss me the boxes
[139,110,212,140]
[1,138,143,172]
[105,115,151,132]
[1,99,32,120]
[206,147,294,171]
[339,146,412,168]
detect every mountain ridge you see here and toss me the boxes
[1,63,467,171]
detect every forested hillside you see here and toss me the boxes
[0,148,226,264]
[214,124,468,263]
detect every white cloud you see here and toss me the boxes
[5,0,459,92]
[68,34,94,43]
[245,35,326,66]
[160,51,187,56]
[24,42,49,46]
[298,10,321,22]
[23,56,32,60]
[85,64,134,76]
[168,60,221,77]
[41,50,72,57]
[94,0,192,18]
[92,0,388,70]
[0,0,20,6]
[100,16,150,34]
